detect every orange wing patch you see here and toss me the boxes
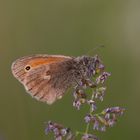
[28,57,70,68]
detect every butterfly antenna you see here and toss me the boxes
[86,45,105,56]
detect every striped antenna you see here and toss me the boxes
[86,45,105,56]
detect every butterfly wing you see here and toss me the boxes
[11,54,73,104]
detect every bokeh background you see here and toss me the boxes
[0,0,140,140]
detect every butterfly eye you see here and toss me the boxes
[25,65,31,71]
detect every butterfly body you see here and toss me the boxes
[11,54,98,104]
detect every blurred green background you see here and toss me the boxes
[0,0,140,140]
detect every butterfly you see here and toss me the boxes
[11,54,99,104]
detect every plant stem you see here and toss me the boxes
[85,90,95,134]
[79,90,95,140]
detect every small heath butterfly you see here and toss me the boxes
[11,54,100,104]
